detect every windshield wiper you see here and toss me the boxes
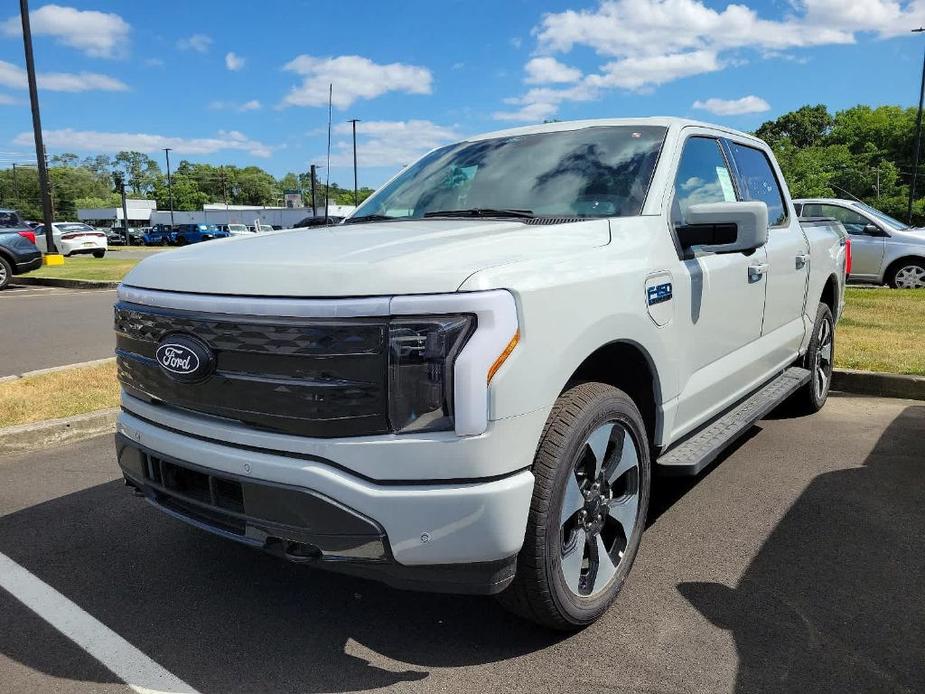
[342,214,408,225]
[423,208,534,219]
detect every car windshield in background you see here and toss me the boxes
[57,223,95,232]
[855,202,910,231]
[347,126,668,223]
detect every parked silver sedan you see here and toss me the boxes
[794,198,925,288]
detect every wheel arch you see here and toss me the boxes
[883,254,925,284]
[564,339,661,447]
[819,273,839,315]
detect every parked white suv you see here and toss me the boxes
[113,118,847,629]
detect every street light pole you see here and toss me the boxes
[163,148,175,228]
[347,118,360,207]
[19,0,57,254]
[908,27,925,224]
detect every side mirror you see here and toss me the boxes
[678,201,769,256]
[863,223,883,236]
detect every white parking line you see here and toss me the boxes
[0,552,199,694]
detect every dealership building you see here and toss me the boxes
[77,200,356,229]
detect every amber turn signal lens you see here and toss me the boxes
[487,330,520,383]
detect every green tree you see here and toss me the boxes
[756,105,833,149]
[113,151,161,196]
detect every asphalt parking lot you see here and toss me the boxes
[1,392,922,693]
[0,285,115,376]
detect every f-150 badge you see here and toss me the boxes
[647,282,672,306]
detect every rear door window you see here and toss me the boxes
[728,143,788,227]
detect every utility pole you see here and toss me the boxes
[347,118,360,206]
[19,0,57,254]
[115,173,129,244]
[163,147,175,228]
[220,165,228,213]
[11,163,18,205]
[909,28,925,224]
[310,164,317,216]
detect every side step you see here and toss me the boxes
[656,367,811,476]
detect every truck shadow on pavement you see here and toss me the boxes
[0,478,563,692]
[679,404,925,693]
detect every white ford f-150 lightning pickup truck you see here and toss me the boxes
[113,118,847,629]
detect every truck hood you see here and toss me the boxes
[123,218,610,297]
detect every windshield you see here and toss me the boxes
[854,202,909,230]
[349,125,667,222]
[57,223,94,232]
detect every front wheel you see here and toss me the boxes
[889,260,925,289]
[498,382,651,630]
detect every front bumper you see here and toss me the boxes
[116,409,536,594]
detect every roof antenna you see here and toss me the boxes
[324,83,332,225]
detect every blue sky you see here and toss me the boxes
[1,0,925,187]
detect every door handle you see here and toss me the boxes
[795,254,809,269]
[748,263,770,281]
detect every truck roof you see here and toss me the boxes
[465,117,764,145]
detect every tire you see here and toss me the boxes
[175,236,186,246]
[790,303,835,414]
[92,250,105,259]
[888,260,925,289]
[497,382,651,630]
[0,255,11,290]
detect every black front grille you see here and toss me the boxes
[115,302,389,437]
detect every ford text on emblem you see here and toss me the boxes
[155,335,214,383]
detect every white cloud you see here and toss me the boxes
[225,52,245,71]
[281,55,432,109]
[176,34,212,53]
[144,58,164,68]
[0,60,127,92]
[13,128,275,158]
[0,93,21,105]
[1,4,131,58]
[328,120,460,167]
[524,57,582,84]
[496,0,925,122]
[693,95,771,115]
[209,99,262,112]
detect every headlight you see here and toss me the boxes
[388,315,475,433]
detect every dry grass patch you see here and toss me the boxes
[836,287,925,376]
[0,361,119,428]
[24,256,139,282]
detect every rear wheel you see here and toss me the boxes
[790,303,834,414]
[889,260,925,289]
[92,250,105,258]
[0,256,11,290]
[498,382,651,630]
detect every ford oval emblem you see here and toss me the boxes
[155,335,214,383]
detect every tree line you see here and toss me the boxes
[756,104,923,224]
[0,151,375,221]
[2,104,922,224]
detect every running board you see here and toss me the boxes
[656,367,811,477]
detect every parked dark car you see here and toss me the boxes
[0,209,42,290]
[143,224,174,246]
[171,224,231,245]
[107,226,145,246]
[293,215,344,228]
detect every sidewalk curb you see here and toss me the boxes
[13,277,119,290]
[832,369,925,401]
[0,408,118,457]
[0,357,116,384]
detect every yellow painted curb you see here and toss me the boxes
[43,254,65,266]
